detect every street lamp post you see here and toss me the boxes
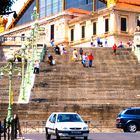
[7,62,12,122]
[15,44,29,101]
[21,45,26,100]
[0,60,21,122]
[30,6,40,69]
[17,7,40,103]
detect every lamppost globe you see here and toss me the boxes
[21,44,26,49]
[0,71,4,76]
[18,72,21,77]
[33,6,37,12]
[9,71,12,76]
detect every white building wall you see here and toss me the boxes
[128,13,137,34]
[97,16,104,35]
[86,20,92,40]
[110,12,115,33]
[74,24,81,41]
[45,24,50,46]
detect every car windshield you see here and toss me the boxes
[57,114,83,122]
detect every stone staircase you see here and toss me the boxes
[32,47,140,105]
[0,47,140,131]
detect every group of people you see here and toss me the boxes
[90,36,134,49]
[34,38,133,74]
[112,40,133,55]
[33,52,55,74]
[51,39,67,55]
[54,44,67,55]
[90,37,108,47]
[82,52,94,67]
[72,48,94,67]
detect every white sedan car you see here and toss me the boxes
[45,112,89,140]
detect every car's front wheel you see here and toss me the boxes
[127,123,137,133]
[45,128,51,140]
[56,129,60,140]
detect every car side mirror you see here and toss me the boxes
[84,121,88,124]
[50,120,55,123]
[84,120,90,124]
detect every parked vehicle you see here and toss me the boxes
[45,112,89,140]
[116,107,140,132]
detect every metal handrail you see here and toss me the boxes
[19,120,117,134]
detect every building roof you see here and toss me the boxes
[117,0,140,6]
[103,0,140,6]
[65,8,90,15]
[115,2,140,12]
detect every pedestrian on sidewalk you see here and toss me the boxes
[82,53,88,67]
[34,60,40,74]
[48,53,55,65]
[54,45,60,55]
[88,52,94,67]
[112,43,117,55]
[50,39,55,48]
[104,38,108,47]
[118,41,124,48]
[59,44,64,55]
[13,114,22,139]
[90,36,94,47]
[79,48,83,61]
[72,49,78,61]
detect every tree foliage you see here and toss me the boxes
[0,0,16,15]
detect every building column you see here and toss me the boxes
[93,0,96,12]
[62,0,65,11]
[36,0,39,14]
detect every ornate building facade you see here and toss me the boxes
[0,0,140,48]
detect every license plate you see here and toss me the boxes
[71,131,81,134]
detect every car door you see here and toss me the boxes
[47,114,57,134]
[135,109,140,129]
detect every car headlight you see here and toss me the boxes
[83,127,88,130]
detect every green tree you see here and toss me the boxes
[0,0,16,15]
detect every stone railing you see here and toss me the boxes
[18,44,46,104]
[132,45,140,62]
[19,120,119,134]
[132,26,140,62]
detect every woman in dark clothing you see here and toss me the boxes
[54,45,60,55]
[48,54,54,65]
[13,114,22,139]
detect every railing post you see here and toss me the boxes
[0,120,1,140]
[4,118,6,140]
[7,120,11,140]
[11,119,15,140]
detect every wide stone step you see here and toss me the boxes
[31,88,140,103]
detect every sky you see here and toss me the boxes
[6,0,28,27]
[12,0,28,13]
